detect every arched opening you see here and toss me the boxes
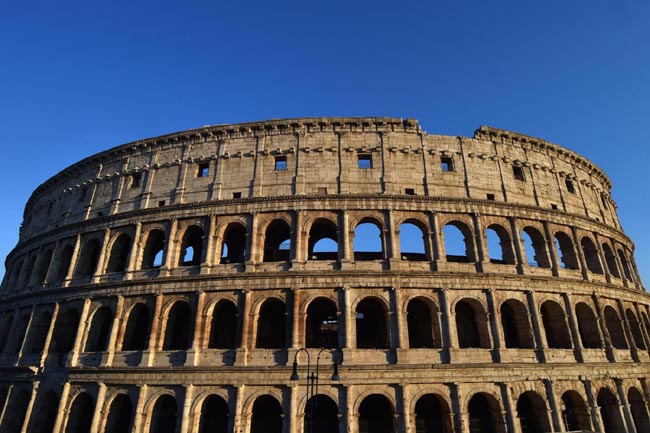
[356,297,389,349]
[7,258,25,289]
[34,249,53,284]
[642,312,650,342]
[0,314,13,353]
[500,300,534,349]
[604,306,628,349]
[575,303,602,348]
[106,234,131,273]
[414,394,449,433]
[306,298,338,348]
[443,222,475,263]
[26,390,59,433]
[220,223,247,264]
[65,392,94,433]
[149,394,178,433]
[250,395,282,433]
[602,243,620,278]
[7,312,29,355]
[179,225,204,266]
[28,311,52,353]
[581,237,603,274]
[628,387,650,433]
[263,220,292,262]
[561,391,591,432]
[521,227,550,268]
[468,393,503,433]
[256,299,287,349]
[407,298,441,349]
[50,309,81,360]
[455,299,490,349]
[104,394,134,433]
[554,232,579,270]
[84,306,113,352]
[625,309,646,350]
[141,230,165,269]
[353,221,384,261]
[308,218,339,260]
[617,249,633,281]
[0,388,30,433]
[74,239,101,278]
[122,303,150,351]
[208,300,238,349]
[359,394,394,433]
[399,222,427,261]
[304,395,339,433]
[486,225,515,265]
[20,255,37,287]
[163,301,193,350]
[540,301,572,349]
[55,244,74,281]
[516,391,550,433]
[198,395,229,433]
[597,388,626,433]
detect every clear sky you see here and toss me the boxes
[1,0,649,285]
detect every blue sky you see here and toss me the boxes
[1,0,649,285]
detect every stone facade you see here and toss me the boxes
[0,117,648,433]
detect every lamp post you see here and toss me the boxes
[290,348,340,433]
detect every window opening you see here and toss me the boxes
[122,303,150,351]
[551,204,558,210]
[486,225,515,265]
[106,234,131,273]
[199,395,229,433]
[399,222,427,261]
[308,219,338,260]
[540,301,572,349]
[575,303,601,348]
[565,178,575,193]
[407,298,441,348]
[356,298,389,349]
[414,394,446,433]
[581,237,603,274]
[179,226,204,266]
[486,193,495,201]
[440,157,454,172]
[150,395,178,433]
[500,300,534,349]
[232,192,242,199]
[354,222,384,261]
[220,223,247,264]
[104,394,134,433]
[263,220,291,262]
[405,188,415,195]
[197,163,209,177]
[256,299,286,349]
[521,227,550,268]
[304,395,339,433]
[513,165,525,181]
[209,301,237,349]
[357,154,372,169]
[250,396,282,433]
[131,173,141,188]
[274,156,287,171]
[158,200,166,207]
[604,306,627,349]
[443,222,474,263]
[306,298,338,348]
[141,230,165,269]
[163,301,193,350]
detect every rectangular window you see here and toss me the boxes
[513,165,525,181]
[158,200,166,207]
[486,193,495,201]
[274,156,287,171]
[357,154,372,169]
[441,156,454,172]
[565,178,575,193]
[405,188,415,195]
[233,192,242,199]
[601,195,608,209]
[551,203,558,210]
[131,173,141,188]
[197,163,209,177]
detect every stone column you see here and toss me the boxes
[342,287,354,351]
[200,215,217,274]
[345,385,357,433]
[485,289,502,358]
[508,217,525,274]
[40,302,60,367]
[592,293,615,361]
[91,228,111,284]
[51,382,71,433]
[340,211,351,264]
[291,289,302,349]
[440,288,457,361]
[160,218,178,276]
[582,379,604,433]
[63,234,82,286]
[144,294,164,366]
[429,211,443,269]
[448,382,464,433]
[292,210,305,267]
[543,221,560,276]
[290,384,299,433]
[18,381,39,433]
[236,290,251,366]
[593,232,611,282]
[245,212,258,268]
[617,299,638,361]
[187,292,206,366]
[387,210,400,268]
[471,213,486,272]
[131,385,148,433]
[499,383,518,433]
[544,379,563,433]
[562,293,584,362]
[525,290,547,357]
[571,226,589,280]
[615,379,636,433]
[104,296,124,366]
[633,303,650,352]
[124,222,142,280]
[179,385,194,433]
[233,385,245,433]
[89,383,107,433]
[391,287,405,351]
[68,298,92,367]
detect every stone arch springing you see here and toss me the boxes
[104,393,134,433]
[74,238,101,278]
[554,231,579,270]
[399,221,428,261]
[263,219,292,262]
[467,392,504,433]
[500,299,534,349]
[625,309,646,350]
[560,391,591,432]
[106,233,131,273]
[306,297,338,348]
[208,300,238,349]
[84,306,113,352]
[455,299,490,349]
[628,387,650,433]
[414,393,451,433]
[308,218,339,260]
[304,394,339,433]
[581,237,603,274]
[597,387,626,433]
[141,229,165,269]
[575,302,602,348]
[55,244,74,281]
[0,388,30,433]
[617,248,633,281]
[179,225,204,266]
[122,303,150,351]
[49,308,80,363]
[485,224,515,265]
[407,297,442,349]
[64,392,95,433]
[521,227,550,268]
[148,394,178,433]
[198,394,229,433]
[255,298,287,349]
[33,248,53,284]
[516,391,550,433]
[540,300,572,349]
[356,297,390,349]
[443,221,475,263]
[604,306,628,349]
[27,311,52,353]
[220,222,247,264]
[359,394,394,433]
[602,243,620,278]
[162,301,193,350]
[353,219,385,261]
[26,389,59,433]
[250,395,283,433]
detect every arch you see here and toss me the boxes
[399,221,427,261]
[521,227,550,268]
[220,223,247,264]
[407,298,442,349]
[443,222,475,263]
[33,248,54,284]
[208,300,238,349]
[149,394,178,433]
[617,249,633,280]
[455,299,490,349]
[304,394,339,433]
[604,306,628,349]
[179,225,204,266]
[642,311,650,342]
[163,301,193,350]
[106,234,131,273]
[500,299,534,349]
[0,388,30,433]
[198,394,229,433]
[7,258,25,289]
[65,392,95,433]
[356,297,389,349]
[7,312,30,354]
[628,387,650,433]
[84,306,113,352]
[308,218,339,260]
[104,394,134,433]
[255,298,287,349]
[28,311,52,353]
[581,237,603,274]
[540,301,572,349]
[0,313,14,353]
[486,224,515,265]
[26,389,59,433]
[414,393,451,433]
[597,388,626,433]
[55,244,74,281]
[468,393,503,433]
[141,230,166,269]
[263,219,292,262]
[602,243,620,278]
[20,255,37,287]
[50,308,81,357]
[306,298,338,348]
[359,394,394,433]
[560,391,591,432]
[353,220,384,261]
[625,309,646,350]
[554,232,579,270]
[122,303,150,351]
[516,391,550,433]
[575,303,602,348]
[74,239,101,278]
[250,395,282,433]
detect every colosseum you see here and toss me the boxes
[0,117,648,433]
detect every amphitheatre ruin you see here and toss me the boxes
[0,117,648,433]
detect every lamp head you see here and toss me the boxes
[331,361,340,381]
[290,360,300,381]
